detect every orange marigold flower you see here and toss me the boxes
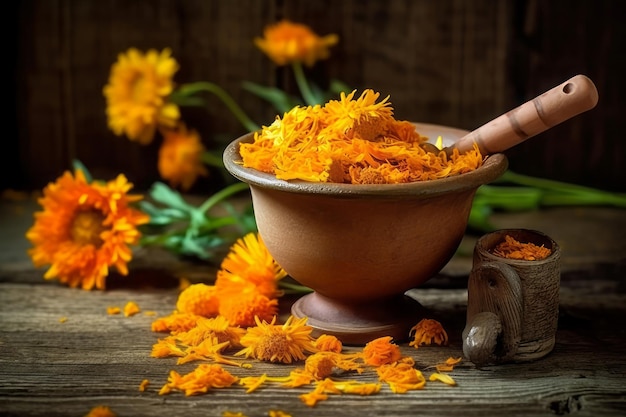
[314,334,343,353]
[124,301,140,317]
[176,283,220,317]
[362,336,402,367]
[175,316,245,348]
[84,405,116,417]
[151,312,203,334]
[236,315,317,363]
[218,287,278,327]
[159,363,238,396]
[216,232,287,299]
[409,318,449,348]
[254,20,339,67]
[240,89,484,184]
[158,125,209,191]
[26,170,150,290]
[103,47,180,144]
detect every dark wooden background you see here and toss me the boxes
[8,0,626,193]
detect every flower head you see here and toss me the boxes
[176,283,220,317]
[409,318,449,348]
[158,125,209,191]
[218,288,278,327]
[103,48,180,144]
[26,170,149,290]
[236,316,317,363]
[314,334,343,353]
[254,20,339,67]
[361,336,402,367]
[216,232,287,299]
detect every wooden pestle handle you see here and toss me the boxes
[450,74,599,155]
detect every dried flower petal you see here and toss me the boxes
[362,336,401,367]
[492,235,552,261]
[159,364,238,396]
[428,372,457,386]
[409,318,449,348]
[84,405,116,417]
[124,301,140,317]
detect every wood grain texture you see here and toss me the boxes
[1,200,625,416]
[10,0,626,192]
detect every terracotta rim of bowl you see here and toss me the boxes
[223,123,509,199]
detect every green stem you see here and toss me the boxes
[177,82,260,132]
[201,151,225,168]
[291,61,318,106]
[198,182,250,214]
[278,280,313,294]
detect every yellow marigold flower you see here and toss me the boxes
[362,336,401,367]
[236,315,317,363]
[218,287,278,327]
[103,47,180,144]
[158,125,209,191]
[176,283,220,317]
[409,318,449,348]
[84,405,116,417]
[314,334,343,353]
[124,301,140,317]
[376,362,426,393]
[26,170,149,290]
[216,232,287,299]
[151,312,203,334]
[254,20,339,67]
[159,363,238,396]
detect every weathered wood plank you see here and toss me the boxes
[0,282,625,417]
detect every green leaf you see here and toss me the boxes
[148,182,196,213]
[72,160,93,183]
[242,81,301,113]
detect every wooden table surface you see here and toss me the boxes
[1,197,625,417]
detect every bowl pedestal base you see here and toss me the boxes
[291,291,426,345]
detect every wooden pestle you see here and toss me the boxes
[447,74,599,155]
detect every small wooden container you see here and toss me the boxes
[463,229,561,365]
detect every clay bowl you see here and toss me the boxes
[223,123,508,344]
